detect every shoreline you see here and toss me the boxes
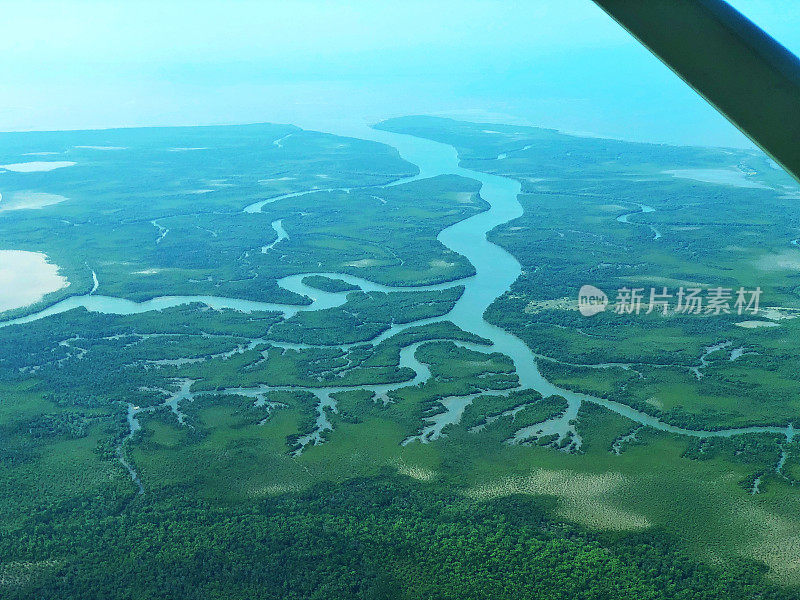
[0,250,69,314]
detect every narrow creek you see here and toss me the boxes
[617,203,662,240]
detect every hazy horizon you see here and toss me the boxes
[2,0,799,148]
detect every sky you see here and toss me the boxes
[1,0,799,147]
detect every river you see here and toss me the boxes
[1,121,794,475]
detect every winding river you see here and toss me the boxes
[325,123,794,446]
[617,203,662,240]
[1,122,794,482]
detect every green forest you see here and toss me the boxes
[2,118,800,597]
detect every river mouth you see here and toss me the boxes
[2,121,794,472]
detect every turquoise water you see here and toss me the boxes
[2,123,793,450]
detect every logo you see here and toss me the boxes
[576,285,762,317]
[578,285,608,317]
